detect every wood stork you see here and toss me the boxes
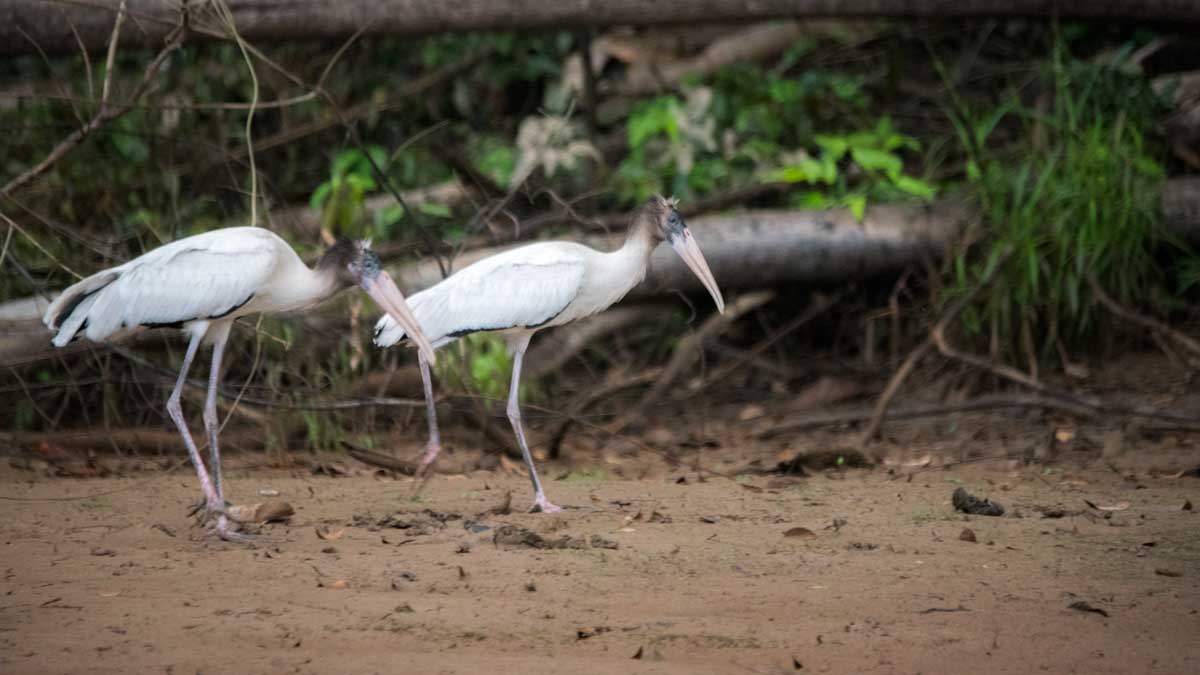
[42,227,436,540]
[375,195,725,512]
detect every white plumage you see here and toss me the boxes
[42,227,433,540]
[374,241,616,347]
[46,228,318,346]
[373,196,725,513]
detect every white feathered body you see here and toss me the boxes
[43,227,337,346]
[375,233,655,348]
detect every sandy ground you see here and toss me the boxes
[1,459,1198,674]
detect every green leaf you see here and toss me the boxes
[111,133,149,164]
[814,135,849,160]
[893,175,938,200]
[850,147,903,180]
[795,191,831,209]
[309,182,332,210]
[373,204,405,231]
[818,153,839,184]
[418,202,452,218]
[332,149,365,177]
[345,173,376,193]
[966,160,982,182]
[845,194,867,222]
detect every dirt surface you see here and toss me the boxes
[1,459,1198,674]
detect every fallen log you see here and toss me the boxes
[3,1,1198,57]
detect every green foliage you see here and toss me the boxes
[944,40,1175,352]
[435,334,514,401]
[613,65,934,213]
[310,147,386,232]
[764,117,937,219]
[615,92,722,203]
[471,134,518,187]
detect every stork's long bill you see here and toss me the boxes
[667,219,725,314]
[361,271,437,364]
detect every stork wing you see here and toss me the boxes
[376,249,587,346]
[82,231,280,340]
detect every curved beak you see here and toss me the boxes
[362,271,437,365]
[668,225,725,314]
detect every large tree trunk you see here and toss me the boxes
[2,0,1197,56]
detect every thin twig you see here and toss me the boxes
[860,248,1013,443]
[1087,275,1200,358]
[548,368,662,458]
[640,291,776,407]
[100,0,127,109]
[699,292,840,387]
[0,4,187,199]
[211,0,260,226]
[931,315,1200,430]
[759,393,1099,439]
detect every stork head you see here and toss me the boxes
[321,239,437,364]
[638,195,726,314]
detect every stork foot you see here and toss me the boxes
[188,496,229,526]
[529,494,563,514]
[418,440,443,467]
[211,515,259,544]
[407,442,442,501]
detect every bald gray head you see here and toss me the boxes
[318,238,382,290]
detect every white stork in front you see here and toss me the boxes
[375,195,725,512]
[42,227,436,540]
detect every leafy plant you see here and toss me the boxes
[615,90,723,203]
[310,147,387,233]
[943,40,1175,354]
[763,117,937,220]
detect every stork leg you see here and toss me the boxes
[417,350,442,467]
[505,333,561,513]
[203,322,232,503]
[200,322,243,540]
[408,350,442,500]
[166,331,222,523]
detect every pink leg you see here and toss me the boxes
[505,333,561,513]
[417,350,442,466]
[166,331,222,518]
[200,323,247,541]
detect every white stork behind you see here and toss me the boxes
[43,227,435,539]
[375,195,725,513]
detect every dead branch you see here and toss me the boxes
[5,1,1199,56]
[1087,275,1200,360]
[0,428,262,453]
[547,368,663,458]
[860,248,1012,443]
[757,394,1102,439]
[640,290,775,406]
[343,444,418,475]
[233,47,494,162]
[699,292,840,387]
[611,22,823,96]
[930,313,1200,431]
[0,4,187,199]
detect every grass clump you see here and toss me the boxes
[944,40,1178,356]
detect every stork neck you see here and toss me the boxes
[619,221,658,263]
[593,220,657,296]
[269,257,344,312]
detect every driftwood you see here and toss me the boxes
[3,1,1198,56]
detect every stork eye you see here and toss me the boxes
[360,250,381,278]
